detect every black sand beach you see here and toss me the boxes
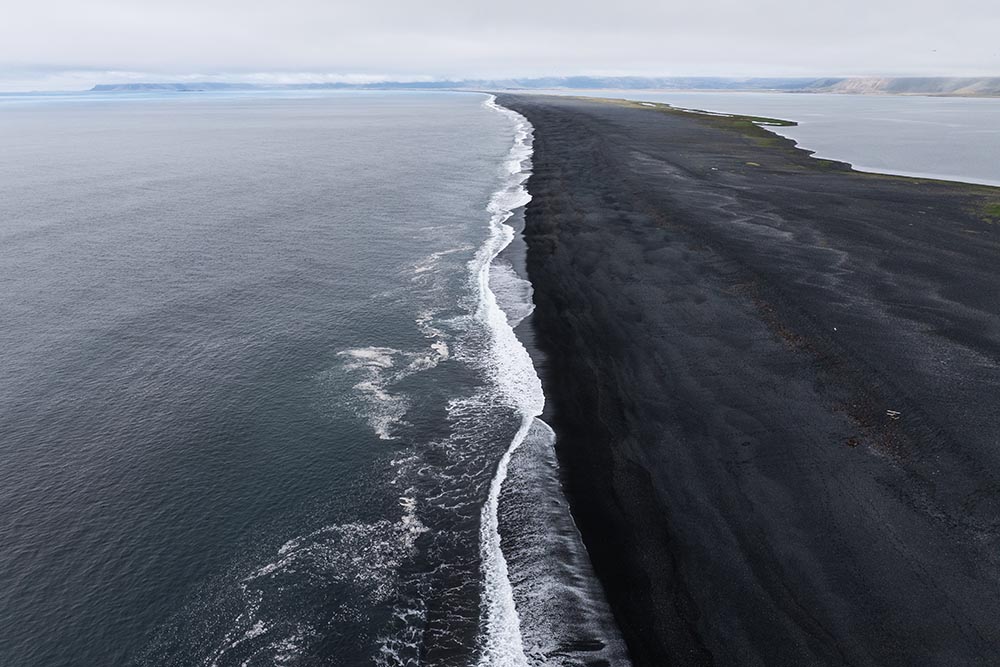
[498,94,1000,665]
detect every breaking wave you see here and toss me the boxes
[474,95,543,667]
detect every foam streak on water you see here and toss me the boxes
[475,95,543,667]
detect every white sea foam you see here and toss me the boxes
[413,246,472,277]
[337,321,452,439]
[245,495,428,596]
[201,496,428,667]
[339,346,400,370]
[475,95,545,667]
[502,421,630,666]
[337,347,410,440]
[490,260,535,328]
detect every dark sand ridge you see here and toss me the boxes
[496,94,1000,665]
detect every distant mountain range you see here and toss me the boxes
[90,77,1000,96]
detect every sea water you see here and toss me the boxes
[0,90,625,665]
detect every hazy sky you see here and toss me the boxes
[2,0,998,90]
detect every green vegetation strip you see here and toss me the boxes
[984,202,1000,220]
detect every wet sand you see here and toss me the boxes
[497,94,1000,665]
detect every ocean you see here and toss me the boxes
[0,91,624,665]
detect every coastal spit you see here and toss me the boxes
[498,94,1000,665]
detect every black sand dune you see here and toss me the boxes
[497,94,1000,665]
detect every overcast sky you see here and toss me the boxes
[2,0,998,90]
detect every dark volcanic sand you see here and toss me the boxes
[497,94,1000,665]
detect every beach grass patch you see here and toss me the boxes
[983,202,1000,221]
[586,95,855,173]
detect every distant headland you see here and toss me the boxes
[91,76,1000,96]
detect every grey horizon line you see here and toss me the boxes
[5,74,1000,96]
[38,74,1000,91]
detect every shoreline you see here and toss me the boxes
[499,93,1000,664]
[482,94,631,666]
[476,95,541,667]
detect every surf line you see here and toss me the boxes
[474,94,545,667]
